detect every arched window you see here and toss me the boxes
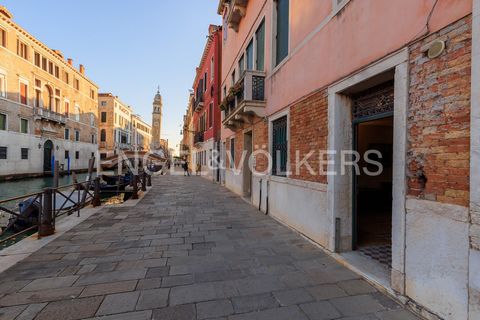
[100,129,106,142]
[43,85,53,110]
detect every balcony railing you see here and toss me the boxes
[34,108,67,125]
[222,70,266,128]
[194,132,204,144]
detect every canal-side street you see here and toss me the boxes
[0,174,418,320]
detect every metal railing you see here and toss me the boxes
[0,161,153,247]
[224,70,266,120]
[34,107,67,124]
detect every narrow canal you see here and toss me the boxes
[0,173,96,202]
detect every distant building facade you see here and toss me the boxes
[131,114,152,152]
[98,93,132,159]
[0,6,99,178]
[191,25,222,181]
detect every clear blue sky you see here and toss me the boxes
[1,0,221,154]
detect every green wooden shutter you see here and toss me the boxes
[276,0,289,66]
[255,20,265,71]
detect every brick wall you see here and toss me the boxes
[289,89,329,184]
[407,16,471,207]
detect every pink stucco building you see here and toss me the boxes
[217,1,480,319]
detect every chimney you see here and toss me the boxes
[79,64,85,75]
[67,58,73,66]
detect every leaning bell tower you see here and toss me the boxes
[152,88,163,150]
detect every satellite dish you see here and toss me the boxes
[428,40,445,59]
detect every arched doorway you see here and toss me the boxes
[43,140,53,172]
[43,85,53,111]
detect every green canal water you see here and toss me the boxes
[0,173,97,202]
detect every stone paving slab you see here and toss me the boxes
[0,175,420,320]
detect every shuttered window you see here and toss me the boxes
[20,119,28,133]
[0,28,6,47]
[275,0,289,66]
[272,116,288,176]
[20,82,27,105]
[0,114,6,130]
[255,20,265,71]
[239,54,245,75]
[246,40,254,70]
[101,112,107,122]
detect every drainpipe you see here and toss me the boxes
[258,179,262,211]
[265,180,269,215]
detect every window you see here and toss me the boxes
[230,138,235,168]
[0,147,6,159]
[231,70,236,85]
[74,78,79,90]
[255,20,265,71]
[101,112,107,122]
[0,28,6,47]
[64,128,70,140]
[34,52,41,67]
[204,72,208,91]
[75,151,79,159]
[75,130,80,142]
[17,39,28,59]
[239,54,245,75]
[90,89,95,99]
[19,82,27,105]
[64,101,70,116]
[21,148,28,160]
[91,134,95,144]
[274,0,290,66]
[211,56,215,81]
[64,150,69,159]
[246,39,254,70]
[64,71,70,84]
[100,153,107,160]
[74,105,80,121]
[90,114,95,126]
[54,66,59,78]
[0,73,6,97]
[42,57,47,71]
[20,118,28,133]
[0,113,6,130]
[48,61,54,75]
[101,101,106,106]
[272,115,288,176]
[100,129,106,142]
[209,103,213,128]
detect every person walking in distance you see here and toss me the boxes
[183,159,190,176]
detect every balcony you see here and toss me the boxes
[195,93,204,112]
[194,132,204,145]
[221,70,266,129]
[226,0,248,32]
[34,108,66,125]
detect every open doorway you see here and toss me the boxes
[352,81,394,269]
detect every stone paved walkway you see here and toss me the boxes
[0,175,419,320]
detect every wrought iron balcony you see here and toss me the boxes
[194,132,204,145]
[34,107,67,125]
[221,70,266,129]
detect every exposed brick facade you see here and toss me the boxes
[407,16,471,207]
[289,89,329,184]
